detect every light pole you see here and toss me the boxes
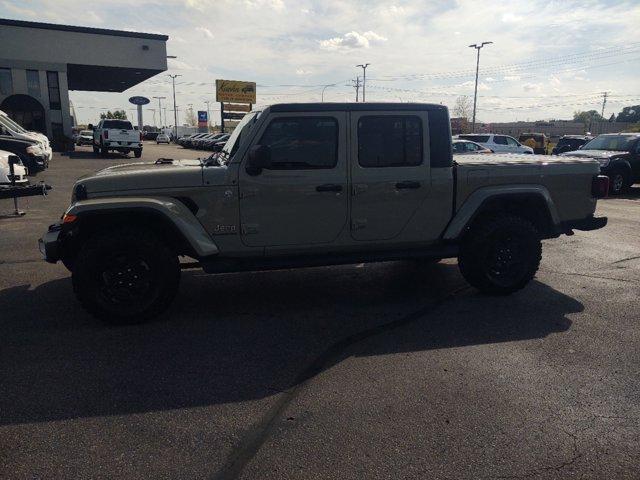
[152,96,166,128]
[356,63,370,102]
[321,84,335,102]
[168,74,181,139]
[468,42,492,133]
[204,100,211,130]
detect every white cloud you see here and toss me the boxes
[523,82,543,92]
[295,68,312,75]
[196,27,214,39]
[503,75,521,81]
[320,31,387,51]
[501,13,523,23]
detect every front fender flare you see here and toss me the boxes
[443,185,561,240]
[66,196,219,257]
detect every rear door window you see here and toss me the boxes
[493,136,508,145]
[459,135,489,143]
[358,116,422,168]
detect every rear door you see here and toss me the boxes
[349,111,430,241]
[238,112,348,247]
[492,135,509,152]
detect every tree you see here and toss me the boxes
[573,110,604,130]
[452,96,472,134]
[100,110,128,120]
[615,105,640,123]
[453,95,472,120]
[185,108,197,127]
[609,113,616,122]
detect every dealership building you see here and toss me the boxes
[0,19,168,144]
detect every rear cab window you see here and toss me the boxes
[103,120,133,130]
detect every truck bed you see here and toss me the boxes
[454,153,601,222]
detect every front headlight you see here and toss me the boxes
[26,145,43,156]
[598,158,610,168]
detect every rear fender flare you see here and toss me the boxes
[443,185,560,240]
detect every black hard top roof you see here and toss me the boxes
[268,102,447,112]
[0,18,168,40]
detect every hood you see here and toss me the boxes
[559,149,627,160]
[77,158,206,194]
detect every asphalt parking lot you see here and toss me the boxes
[1,142,639,479]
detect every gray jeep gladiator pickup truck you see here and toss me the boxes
[39,103,608,324]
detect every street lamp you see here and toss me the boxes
[321,84,335,102]
[356,63,370,102]
[468,42,492,133]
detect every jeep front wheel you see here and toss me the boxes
[458,214,541,295]
[72,228,180,324]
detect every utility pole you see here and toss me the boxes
[351,77,361,102]
[187,103,194,127]
[148,108,156,127]
[356,63,370,102]
[153,96,166,127]
[204,100,211,130]
[468,41,493,133]
[168,74,181,139]
[601,91,608,118]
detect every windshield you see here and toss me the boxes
[218,111,260,165]
[81,130,92,136]
[0,114,28,134]
[582,135,636,152]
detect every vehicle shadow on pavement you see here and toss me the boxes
[0,262,582,426]
[615,185,640,200]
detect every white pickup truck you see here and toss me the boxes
[90,119,142,158]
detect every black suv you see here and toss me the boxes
[552,135,592,155]
[560,133,640,194]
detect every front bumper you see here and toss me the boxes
[38,223,62,263]
[561,215,608,234]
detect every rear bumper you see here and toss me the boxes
[38,223,62,263]
[560,215,608,233]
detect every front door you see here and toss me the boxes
[238,112,348,247]
[350,111,431,241]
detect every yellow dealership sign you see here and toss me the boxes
[216,79,256,104]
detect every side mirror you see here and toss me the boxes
[88,124,94,131]
[246,145,271,176]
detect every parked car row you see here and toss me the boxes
[0,109,51,173]
[178,133,230,151]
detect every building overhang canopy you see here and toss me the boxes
[0,19,169,93]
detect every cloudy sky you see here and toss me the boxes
[3,0,640,126]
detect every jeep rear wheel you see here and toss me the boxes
[72,228,180,324]
[458,214,541,295]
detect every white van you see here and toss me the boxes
[0,110,52,164]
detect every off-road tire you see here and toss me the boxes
[93,145,99,154]
[72,227,180,324]
[100,142,108,157]
[134,149,142,158]
[608,168,630,195]
[458,214,541,295]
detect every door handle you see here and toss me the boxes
[395,180,421,189]
[316,184,343,192]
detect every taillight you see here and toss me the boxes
[104,130,109,139]
[592,175,609,198]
